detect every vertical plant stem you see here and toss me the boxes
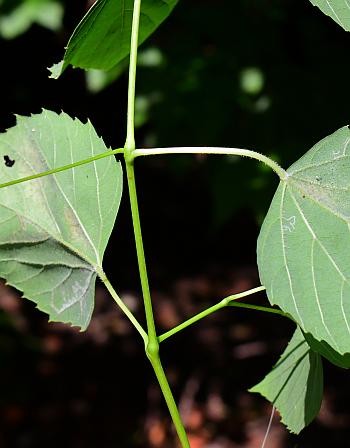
[125,0,141,151]
[125,161,157,340]
[149,353,191,447]
[124,1,190,446]
[125,160,190,448]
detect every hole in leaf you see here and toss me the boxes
[4,155,15,167]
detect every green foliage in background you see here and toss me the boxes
[0,0,63,39]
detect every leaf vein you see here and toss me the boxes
[280,184,305,326]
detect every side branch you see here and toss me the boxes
[97,270,148,342]
[132,147,287,180]
[157,286,292,343]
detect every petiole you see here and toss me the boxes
[158,286,268,343]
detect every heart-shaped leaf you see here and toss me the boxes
[309,0,350,31]
[250,326,323,434]
[0,110,122,329]
[258,125,350,355]
[50,0,179,78]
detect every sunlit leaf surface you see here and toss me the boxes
[0,110,122,329]
[310,0,350,31]
[258,125,350,355]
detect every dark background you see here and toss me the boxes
[1,0,350,447]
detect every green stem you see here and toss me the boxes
[0,148,125,190]
[125,161,157,340]
[98,269,148,342]
[125,160,190,447]
[0,145,284,190]
[228,301,294,320]
[228,302,297,323]
[159,301,225,343]
[149,354,190,448]
[124,1,189,446]
[159,286,268,343]
[133,146,287,180]
[124,0,142,151]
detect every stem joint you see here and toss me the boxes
[146,338,160,362]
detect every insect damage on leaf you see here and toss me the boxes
[4,155,15,167]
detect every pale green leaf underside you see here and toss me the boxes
[250,326,323,434]
[258,125,350,355]
[0,110,122,329]
[310,0,350,31]
[51,0,179,77]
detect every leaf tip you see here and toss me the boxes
[48,60,64,79]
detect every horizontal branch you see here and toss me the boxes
[0,145,286,190]
[133,147,287,180]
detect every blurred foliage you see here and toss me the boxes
[0,0,63,39]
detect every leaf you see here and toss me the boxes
[309,0,350,31]
[303,331,350,368]
[48,60,64,79]
[250,326,323,434]
[0,110,122,329]
[50,0,179,78]
[258,125,350,355]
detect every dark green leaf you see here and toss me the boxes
[50,0,179,78]
[250,326,323,434]
[0,110,122,329]
[304,331,350,368]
